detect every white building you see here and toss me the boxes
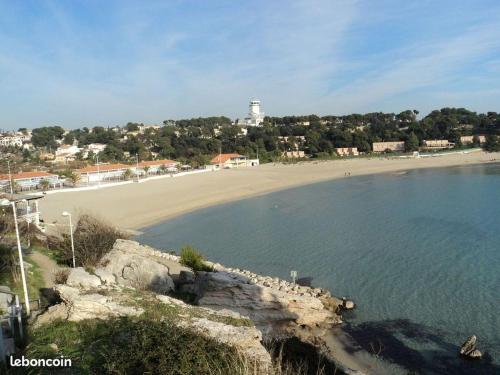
[244,99,265,127]
[0,135,24,148]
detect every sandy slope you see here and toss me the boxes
[39,151,499,231]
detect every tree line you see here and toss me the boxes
[22,108,500,164]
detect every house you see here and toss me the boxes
[0,193,45,225]
[76,163,131,183]
[282,150,305,158]
[335,147,359,157]
[422,140,455,149]
[372,141,405,153]
[55,145,81,163]
[0,171,61,191]
[0,135,24,148]
[460,135,487,145]
[210,153,248,168]
[137,159,179,175]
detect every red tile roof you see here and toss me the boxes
[76,163,130,174]
[210,153,245,164]
[0,171,58,182]
[138,159,178,167]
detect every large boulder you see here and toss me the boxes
[66,267,102,289]
[99,240,175,293]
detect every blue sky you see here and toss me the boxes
[1,0,500,129]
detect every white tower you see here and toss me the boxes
[245,99,264,126]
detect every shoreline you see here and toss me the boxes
[39,151,500,231]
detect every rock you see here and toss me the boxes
[94,269,116,285]
[342,298,355,310]
[35,285,143,325]
[194,271,341,336]
[179,317,271,371]
[49,343,58,352]
[66,267,101,288]
[460,335,482,360]
[99,240,175,293]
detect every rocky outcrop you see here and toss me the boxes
[194,270,341,336]
[66,267,102,289]
[98,239,175,293]
[460,335,482,360]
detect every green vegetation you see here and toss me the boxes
[21,318,247,375]
[0,244,45,300]
[484,135,500,152]
[180,245,213,272]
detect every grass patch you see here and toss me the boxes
[179,245,213,272]
[20,317,248,375]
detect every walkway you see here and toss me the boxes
[29,251,60,288]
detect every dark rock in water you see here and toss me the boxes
[296,277,313,287]
[460,335,482,360]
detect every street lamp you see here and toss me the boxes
[62,211,76,268]
[0,198,30,315]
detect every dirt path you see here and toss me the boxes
[30,251,60,288]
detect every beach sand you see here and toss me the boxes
[39,151,499,231]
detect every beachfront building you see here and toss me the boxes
[211,153,249,168]
[460,135,486,145]
[372,141,405,153]
[0,193,45,225]
[243,99,265,127]
[76,163,131,184]
[137,159,179,175]
[282,150,305,158]
[422,140,455,149]
[0,171,61,192]
[335,147,359,157]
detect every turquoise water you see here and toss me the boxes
[137,164,500,374]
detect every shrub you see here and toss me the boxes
[179,245,213,272]
[58,214,128,268]
[53,268,70,284]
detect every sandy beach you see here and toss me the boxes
[39,151,499,231]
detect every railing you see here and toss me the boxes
[0,292,24,363]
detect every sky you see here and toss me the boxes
[1,0,500,130]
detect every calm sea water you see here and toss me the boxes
[137,164,500,374]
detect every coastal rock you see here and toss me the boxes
[99,239,175,293]
[460,335,482,360]
[94,268,116,285]
[66,267,102,288]
[341,298,355,310]
[194,270,341,336]
[178,317,271,370]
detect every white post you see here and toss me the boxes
[68,214,76,268]
[11,202,30,316]
[7,160,13,195]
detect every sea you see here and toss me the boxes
[136,163,500,374]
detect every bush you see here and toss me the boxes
[179,245,213,272]
[58,214,128,268]
[53,268,70,284]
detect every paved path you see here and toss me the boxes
[29,251,60,288]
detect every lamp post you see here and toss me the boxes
[62,211,76,268]
[96,154,101,188]
[0,199,30,315]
